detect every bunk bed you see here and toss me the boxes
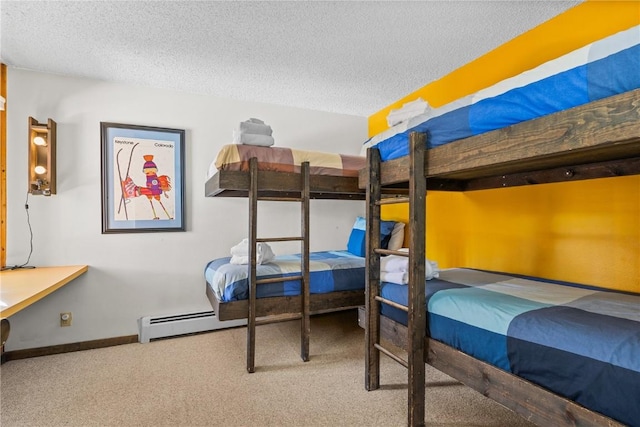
[206,144,366,200]
[204,250,367,322]
[205,143,367,372]
[360,25,640,427]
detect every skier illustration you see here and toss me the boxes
[118,149,173,220]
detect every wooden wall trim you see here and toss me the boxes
[1,335,139,363]
[1,63,6,268]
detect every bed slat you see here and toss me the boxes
[206,169,365,199]
[206,284,364,321]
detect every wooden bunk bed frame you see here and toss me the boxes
[206,166,366,200]
[361,88,640,427]
[205,157,366,372]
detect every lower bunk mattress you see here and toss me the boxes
[380,268,640,427]
[205,250,365,302]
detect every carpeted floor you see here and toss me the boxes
[0,310,534,426]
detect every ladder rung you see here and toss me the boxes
[374,248,409,257]
[375,296,409,312]
[374,343,408,368]
[256,275,303,285]
[257,237,303,243]
[381,188,409,196]
[259,196,303,202]
[376,196,410,205]
[255,313,303,326]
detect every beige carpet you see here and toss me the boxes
[0,310,534,427]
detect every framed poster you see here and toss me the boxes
[101,122,185,233]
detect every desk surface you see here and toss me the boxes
[0,265,88,318]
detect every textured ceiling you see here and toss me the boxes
[1,1,581,117]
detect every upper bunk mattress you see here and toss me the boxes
[380,268,640,427]
[205,250,365,302]
[210,144,366,178]
[363,25,640,162]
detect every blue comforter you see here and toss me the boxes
[380,268,640,427]
[366,25,640,162]
[205,250,365,302]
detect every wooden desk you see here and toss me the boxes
[0,265,88,318]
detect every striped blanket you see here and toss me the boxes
[380,268,640,427]
[205,250,365,302]
[213,144,365,177]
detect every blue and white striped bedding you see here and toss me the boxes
[204,250,365,302]
[380,268,640,427]
[362,25,640,162]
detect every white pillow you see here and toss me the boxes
[387,222,405,250]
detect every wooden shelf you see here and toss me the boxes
[0,265,88,318]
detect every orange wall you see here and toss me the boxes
[376,1,640,292]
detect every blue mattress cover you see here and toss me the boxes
[380,268,640,426]
[205,250,365,302]
[366,26,640,162]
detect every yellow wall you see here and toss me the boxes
[376,1,640,292]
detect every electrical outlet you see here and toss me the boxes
[60,312,72,327]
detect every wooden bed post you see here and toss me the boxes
[300,161,310,362]
[247,157,259,373]
[407,132,426,426]
[365,147,382,391]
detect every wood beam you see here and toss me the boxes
[1,63,7,268]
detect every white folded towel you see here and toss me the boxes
[238,118,273,136]
[381,271,408,285]
[232,130,275,147]
[380,254,408,273]
[425,260,440,280]
[379,250,439,284]
[386,98,430,127]
[229,238,276,265]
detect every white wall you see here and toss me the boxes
[4,68,367,351]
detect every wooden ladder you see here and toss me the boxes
[365,133,427,426]
[246,157,311,373]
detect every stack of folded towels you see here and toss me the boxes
[380,249,439,285]
[229,238,276,265]
[233,118,274,147]
[386,98,430,127]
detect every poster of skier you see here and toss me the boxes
[100,123,185,233]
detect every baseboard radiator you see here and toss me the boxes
[138,310,246,343]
